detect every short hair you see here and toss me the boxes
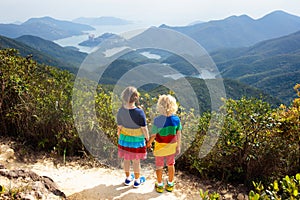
[157,94,178,116]
[121,86,139,104]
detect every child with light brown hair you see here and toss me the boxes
[147,94,182,193]
[117,86,149,187]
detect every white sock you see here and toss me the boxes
[168,181,174,185]
[157,182,163,186]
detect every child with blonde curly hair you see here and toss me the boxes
[147,94,182,193]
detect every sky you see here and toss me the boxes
[1,0,300,26]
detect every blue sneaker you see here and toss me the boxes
[124,173,134,186]
[133,176,146,188]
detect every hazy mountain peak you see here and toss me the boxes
[223,14,254,22]
[22,16,57,24]
[159,10,300,52]
[258,10,300,22]
[262,10,297,18]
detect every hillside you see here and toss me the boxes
[0,35,72,70]
[211,31,300,104]
[16,35,87,68]
[0,16,95,40]
[88,48,281,109]
[148,77,281,113]
[161,10,300,52]
[0,35,85,73]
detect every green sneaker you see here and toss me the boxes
[165,182,174,192]
[155,182,164,193]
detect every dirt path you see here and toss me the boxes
[21,159,199,199]
[1,139,248,200]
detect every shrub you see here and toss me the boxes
[180,96,299,184]
[0,49,81,155]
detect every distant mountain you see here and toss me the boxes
[73,16,131,26]
[0,16,95,40]
[12,21,23,25]
[0,35,87,73]
[161,10,300,52]
[188,20,205,26]
[211,30,300,104]
[16,35,87,68]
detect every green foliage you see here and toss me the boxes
[249,173,300,200]
[199,188,221,200]
[179,94,299,184]
[272,84,300,174]
[0,49,81,155]
[196,173,300,199]
[0,185,4,193]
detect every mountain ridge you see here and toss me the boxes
[0,16,94,41]
[160,10,300,52]
[0,34,87,73]
[15,35,87,69]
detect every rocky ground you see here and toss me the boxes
[0,137,249,199]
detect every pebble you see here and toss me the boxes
[224,193,234,200]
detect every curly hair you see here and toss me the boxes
[157,94,178,116]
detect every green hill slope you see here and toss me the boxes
[0,35,70,70]
[211,31,300,104]
[0,35,87,73]
[16,35,87,68]
[149,77,281,113]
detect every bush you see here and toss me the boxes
[179,96,299,184]
[0,49,81,155]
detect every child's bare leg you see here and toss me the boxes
[132,159,140,179]
[167,165,175,182]
[124,159,130,177]
[156,167,163,183]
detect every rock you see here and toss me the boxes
[221,189,228,194]
[237,193,244,200]
[0,145,15,163]
[224,193,234,200]
[0,166,66,199]
[237,193,249,200]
